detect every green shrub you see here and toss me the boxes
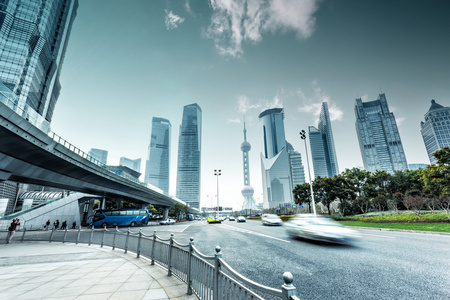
[336,213,449,223]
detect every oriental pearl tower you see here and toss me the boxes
[241,120,257,210]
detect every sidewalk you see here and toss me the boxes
[0,241,198,300]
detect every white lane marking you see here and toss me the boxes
[220,223,290,243]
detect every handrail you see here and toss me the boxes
[219,257,282,297]
[191,245,216,260]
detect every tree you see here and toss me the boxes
[354,196,371,215]
[169,203,189,218]
[293,183,312,213]
[403,194,428,221]
[146,205,159,215]
[313,176,337,215]
[342,168,371,197]
[332,174,358,216]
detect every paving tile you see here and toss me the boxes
[83,283,120,294]
[74,293,110,300]
[143,288,169,300]
[116,280,153,291]
[109,289,148,300]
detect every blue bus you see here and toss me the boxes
[91,209,149,227]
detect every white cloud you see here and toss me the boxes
[297,81,344,123]
[227,118,241,123]
[396,117,405,127]
[165,10,185,30]
[237,94,283,114]
[185,0,195,16]
[205,0,320,57]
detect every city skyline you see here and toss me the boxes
[49,0,450,210]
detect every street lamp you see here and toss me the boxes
[214,169,221,220]
[299,130,317,215]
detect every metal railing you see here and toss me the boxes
[13,226,300,300]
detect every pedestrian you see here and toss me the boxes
[6,218,20,244]
[61,220,67,230]
[72,220,76,229]
[53,219,59,230]
[45,219,50,230]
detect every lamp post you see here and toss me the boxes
[214,169,221,220]
[299,130,317,215]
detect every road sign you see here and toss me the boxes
[292,204,297,208]
[284,203,291,208]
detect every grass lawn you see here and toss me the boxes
[337,221,450,233]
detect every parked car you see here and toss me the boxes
[237,216,246,222]
[159,218,176,225]
[229,216,235,221]
[285,214,358,244]
[261,214,283,226]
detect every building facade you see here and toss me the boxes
[176,104,202,209]
[88,148,108,165]
[287,142,305,187]
[355,93,408,173]
[0,0,79,132]
[119,157,141,173]
[259,108,294,209]
[420,99,450,164]
[308,102,339,178]
[145,117,171,195]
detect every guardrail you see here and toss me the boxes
[14,226,300,300]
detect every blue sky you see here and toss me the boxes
[52,0,450,210]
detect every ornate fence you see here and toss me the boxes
[15,227,300,300]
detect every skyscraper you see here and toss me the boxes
[88,148,108,165]
[259,108,293,209]
[287,142,306,187]
[240,120,256,210]
[120,157,141,173]
[176,104,202,209]
[421,100,450,164]
[308,102,339,178]
[145,117,171,195]
[0,0,78,132]
[355,93,408,173]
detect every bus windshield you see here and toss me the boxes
[91,209,149,227]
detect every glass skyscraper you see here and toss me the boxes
[88,148,108,165]
[259,108,294,209]
[120,157,141,173]
[420,99,450,164]
[287,142,305,187]
[145,117,171,195]
[0,0,78,132]
[355,93,408,173]
[176,104,202,209]
[309,102,339,178]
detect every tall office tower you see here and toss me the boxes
[0,0,79,133]
[145,117,171,195]
[355,93,408,173]
[119,157,141,173]
[420,100,450,164]
[259,108,293,209]
[240,121,256,210]
[308,102,339,178]
[287,142,306,187]
[176,104,202,209]
[88,148,108,165]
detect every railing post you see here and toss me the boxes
[49,228,54,243]
[124,228,130,254]
[187,237,194,295]
[168,233,174,276]
[89,226,94,246]
[101,228,105,247]
[112,226,118,250]
[21,227,26,242]
[63,228,68,243]
[213,246,222,300]
[76,226,81,244]
[136,229,142,258]
[281,272,298,300]
[151,230,156,265]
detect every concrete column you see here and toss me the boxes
[101,198,106,209]
[87,198,95,221]
[140,203,147,209]
[163,207,169,220]
[116,199,121,209]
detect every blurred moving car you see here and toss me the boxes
[285,214,358,244]
[159,218,176,225]
[261,214,283,226]
[237,216,246,222]
[229,216,235,221]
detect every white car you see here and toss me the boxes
[285,215,358,244]
[159,218,176,225]
[261,214,283,226]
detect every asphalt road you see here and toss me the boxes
[148,219,450,300]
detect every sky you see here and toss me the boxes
[51,0,450,210]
